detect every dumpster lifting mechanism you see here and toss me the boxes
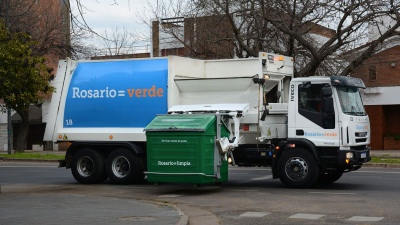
[168,103,249,161]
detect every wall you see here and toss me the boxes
[364,105,400,150]
[365,105,383,150]
[0,108,16,151]
[0,124,8,151]
[352,46,400,87]
[383,105,400,136]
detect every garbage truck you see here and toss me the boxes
[44,52,371,188]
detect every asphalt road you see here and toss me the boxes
[1,162,400,225]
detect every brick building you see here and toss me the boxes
[349,14,400,150]
[352,43,400,150]
[151,15,234,59]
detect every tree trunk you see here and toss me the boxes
[14,112,30,153]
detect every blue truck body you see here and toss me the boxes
[64,59,168,128]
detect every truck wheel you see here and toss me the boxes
[71,148,107,184]
[317,172,343,184]
[106,148,145,184]
[278,149,318,188]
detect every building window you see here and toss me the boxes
[369,65,377,80]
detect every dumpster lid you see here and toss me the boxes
[168,103,249,114]
[144,115,217,132]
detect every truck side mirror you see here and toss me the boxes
[300,81,311,89]
[322,97,335,129]
[323,97,334,113]
[322,85,332,97]
[322,85,333,113]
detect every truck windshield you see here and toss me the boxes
[336,87,366,116]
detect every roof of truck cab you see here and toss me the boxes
[291,76,331,82]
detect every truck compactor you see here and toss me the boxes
[44,52,371,188]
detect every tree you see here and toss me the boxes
[0,19,53,152]
[0,0,136,151]
[147,0,400,77]
[0,0,68,152]
[0,0,72,61]
[94,27,141,57]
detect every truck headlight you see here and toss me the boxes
[346,152,354,159]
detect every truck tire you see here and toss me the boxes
[317,172,343,184]
[71,148,107,184]
[278,149,318,188]
[106,148,145,184]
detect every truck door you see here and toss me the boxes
[295,82,339,147]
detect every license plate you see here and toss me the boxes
[361,152,367,159]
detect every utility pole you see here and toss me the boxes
[7,109,11,154]
[4,0,12,154]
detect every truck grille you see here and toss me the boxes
[355,132,367,137]
[355,132,368,143]
[356,138,367,143]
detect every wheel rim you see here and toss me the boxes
[111,156,130,178]
[77,156,94,177]
[285,157,308,181]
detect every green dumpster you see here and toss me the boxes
[145,114,230,184]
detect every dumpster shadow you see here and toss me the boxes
[148,183,226,196]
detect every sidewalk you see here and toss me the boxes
[0,150,188,225]
[365,150,400,168]
[0,193,187,225]
[370,150,400,157]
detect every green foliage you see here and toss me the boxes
[0,19,54,114]
[0,152,64,160]
[370,157,400,164]
[384,134,400,141]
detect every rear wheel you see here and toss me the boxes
[71,148,107,184]
[317,172,343,184]
[278,149,318,188]
[106,148,145,184]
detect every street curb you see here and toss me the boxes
[143,200,188,225]
[363,163,400,168]
[173,205,189,225]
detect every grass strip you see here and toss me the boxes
[0,152,64,161]
[370,157,400,164]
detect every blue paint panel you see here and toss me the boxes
[64,59,168,128]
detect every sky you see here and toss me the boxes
[73,0,157,46]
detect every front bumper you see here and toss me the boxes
[338,146,371,170]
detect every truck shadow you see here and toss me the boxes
[140,179,366,197]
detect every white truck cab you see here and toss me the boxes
[288,76,369,168]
